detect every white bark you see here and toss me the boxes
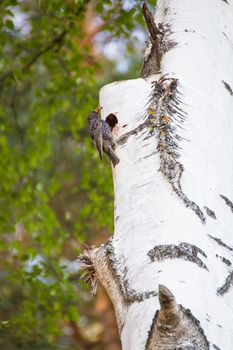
[81,1,233,349]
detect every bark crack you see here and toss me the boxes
[116,120,150,145]
[147,77,206,223]
[148,242,208,270]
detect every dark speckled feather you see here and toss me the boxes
[88,111,103,159]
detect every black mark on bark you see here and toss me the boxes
[144,151,157,159]
[220,194,233,212]
[159,23,178,54]
[222,0,229,4]
[213,345,221,350]
[217,271,233,295]
[208,234,233,252]
[176,191,206,223]
[222,80,233,95]
[148,242,208,270]
[221,257,232,266]
[106,239,157,305]
[204,206,217,219]
[216,254,232,266]
[184,29,196,33]
[116,120,150,145]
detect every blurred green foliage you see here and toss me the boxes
[0,0,155,348]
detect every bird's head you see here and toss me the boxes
[94,106,102,114]
[88,106,102,122]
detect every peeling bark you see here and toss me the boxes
[79,245,127,330]
[78,240,157,332]
[78,249,98,295]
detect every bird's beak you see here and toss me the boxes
[94,106,103,113]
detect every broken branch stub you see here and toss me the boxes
[146,285,209,350]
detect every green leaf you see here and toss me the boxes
[5,19,14,30]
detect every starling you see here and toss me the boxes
[88,107,120,167]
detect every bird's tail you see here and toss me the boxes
[107,148,120,168]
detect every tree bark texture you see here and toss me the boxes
[79,1,233,349]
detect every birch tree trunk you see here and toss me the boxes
[80,1,233,349]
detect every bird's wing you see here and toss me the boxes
[94,119,103,160]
